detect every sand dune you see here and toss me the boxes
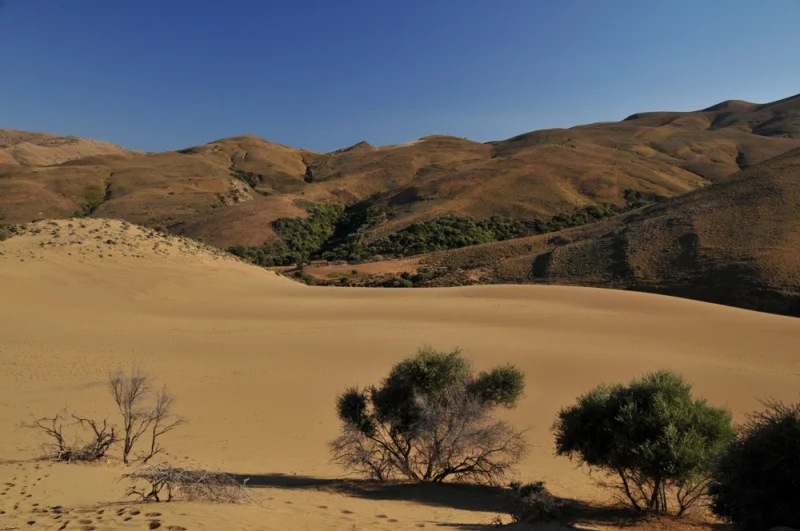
[1,219,798,530]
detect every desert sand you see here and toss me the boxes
[1,219,798,530]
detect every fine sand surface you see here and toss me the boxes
[1,219,798,530]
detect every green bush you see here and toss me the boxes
[531,205,618,234]
[227,242,298,267]
[709,401,800,530]
[553,370,734,515]
[508,481,566,524]
[478,215,528,241]
[331,346,526,484]
[273,204,343,260]
[368,214,497,257]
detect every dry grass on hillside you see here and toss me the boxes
[414,147,800,316]
[2,94,798,249]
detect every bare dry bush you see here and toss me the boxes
[120,462,250,503]
[21,410,118,462]
[109,366,184,463]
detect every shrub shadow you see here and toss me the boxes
[227,472,509,513]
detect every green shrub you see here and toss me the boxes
[367,213,497,257]
[227,242,298,267]
[331,346,526,484]
[553,370,734,515]
[709,401,800,530]
[508,480,566,524]
[478,215,528,241]
[273,204,343,260]
[531,205,618,233]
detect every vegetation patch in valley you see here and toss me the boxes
[227,189,663,270]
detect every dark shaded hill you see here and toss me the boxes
[421,147,800,316]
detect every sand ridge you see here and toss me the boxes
[1,219,798,530]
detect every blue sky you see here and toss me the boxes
[1,0,798,153]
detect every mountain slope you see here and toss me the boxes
[1,94,799,249]
[0,129,133,170]
[420,146,800,316]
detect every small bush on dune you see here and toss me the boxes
[553,370,734,515]
[21,410,118,462]
[709,401,800,531]
[331,346,527,484]
[23,366,183,465]
[109,365,184,464]
[508,480,566,524]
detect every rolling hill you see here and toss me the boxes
[2,93,800,315]
[1,94,798,247]
[416,146,800,316]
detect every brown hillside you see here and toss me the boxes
[1,94,799,247]
[422,147,800,316]
[0,128,133,169]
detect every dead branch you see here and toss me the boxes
[109,365,153,464]
[120,462,250,503]
[142,386,185,464]
[21,410,117,462]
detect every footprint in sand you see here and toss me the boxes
[317,505,328,509]
[148,521,162,529]
[166,526,187,531]
[341,509,354,514]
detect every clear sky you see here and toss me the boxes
[1,0,798,153]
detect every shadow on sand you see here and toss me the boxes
[226,472,510,513]
[227,472,734,530]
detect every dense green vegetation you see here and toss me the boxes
[227,242,297,267]
[709,401,800,530]
[228,189,662,267]
[531,205,618,233]
[273,203,343,259]
[553,370,734,515]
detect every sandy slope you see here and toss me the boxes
[0,220,798,530]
